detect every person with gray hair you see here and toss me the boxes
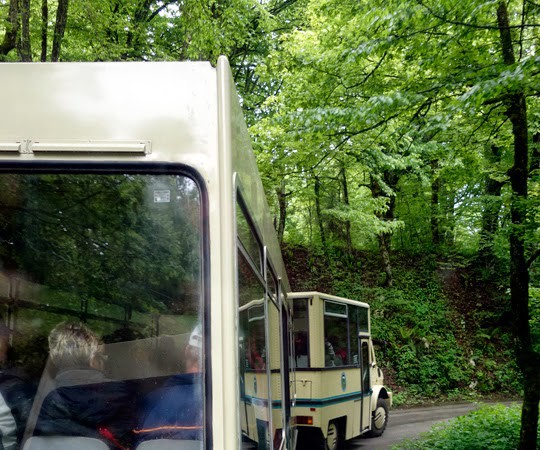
[34,322,136,449]
[48,322,101,372]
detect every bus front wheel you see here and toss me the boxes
[367,397,389,437]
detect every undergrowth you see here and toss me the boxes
[284,246,521,403]
[394,404,539,449]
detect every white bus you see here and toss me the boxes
[0,58,293,450]
[289,292,392,450]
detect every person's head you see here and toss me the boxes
[185,324,202,373]
[48,322,100,370]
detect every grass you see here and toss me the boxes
[393,403,539,450]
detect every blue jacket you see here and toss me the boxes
[35,368,136,449]
[0,371,35,450]
[136,373,202,442]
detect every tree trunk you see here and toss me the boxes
[276,180,288,244]
[371,173,397,287]
[442,185,455,247]
[378,232,393,287]
[430,160,441,247]
[531,132,540,175]
[478,145,503,263]
[51,0,69,61]
[497,3,539,449]
[0,0,19,58]
[41,0,49,62]
[340,167,353,260]
[314,176,327,250]
[18,0,32,61]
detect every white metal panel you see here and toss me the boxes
[0,62,218,175]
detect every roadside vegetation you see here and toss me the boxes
[284,245,522,407]
[394,403,539,450]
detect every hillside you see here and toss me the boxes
[282,245,520,405]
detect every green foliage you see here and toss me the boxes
[290,250,522,401]
[395,404,539,450]
[531,288,540,354]
[8,174,201,314]
[347,270,472,397]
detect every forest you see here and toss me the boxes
[0,0,538,448]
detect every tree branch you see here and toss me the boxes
[418,0,540,30]
[146,1,178,23]
[331,113,401,139]
[269,0,300,16]
[527,249,540,268]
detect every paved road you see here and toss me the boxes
[243,401,518,450]
[345,401,519,450]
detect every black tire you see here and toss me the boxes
[366,397,389,438]
[324,421,343,450]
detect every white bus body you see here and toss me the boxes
[0,58,292,450]
[289,292,392,450]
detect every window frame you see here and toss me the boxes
[0,160,212,448]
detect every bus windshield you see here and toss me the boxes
[0,172,204,449]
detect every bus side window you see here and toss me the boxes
[361,341,371,392]
[236,193,272,449]
[350,305,360,365]
[292,299,309,368]
[324,302,349,367]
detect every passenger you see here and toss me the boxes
[135,324,203,443]
[335,346,347,365]
[294,331,308,368]
[34,322,135,449]
[246,334,265,370]
[0,322,35,450]
[325,337,336,367]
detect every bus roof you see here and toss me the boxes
[0,61,217,166]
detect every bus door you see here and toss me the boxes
[359,336,372,434]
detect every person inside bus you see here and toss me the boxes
[134,324,203,443]
[325,336,337,367]
[294,331,308,368]
[246,334,265,370]
[34,321,136,449]
[0,320,36,450]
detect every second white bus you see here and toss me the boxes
[289,292,392,450]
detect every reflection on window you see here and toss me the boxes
[266,267,283,450]
[358,307,369,332]
[349,305,360,365]
[236,202,261,272]
[0,173,204,449]
[238,252,266,371]
[324,301,349,367]
[292,299,309,368]
[324,301,347,317]
[238,247,271,448]
[246,308,266,371]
